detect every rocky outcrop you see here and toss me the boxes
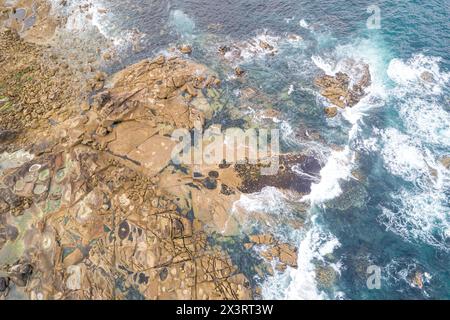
[245,234,298,271]
[0,43,254,299]
[0,28,322,300]
[315,60,371,114]
[235,154,321,194]
[0,29,87,152]
[0,0,59,44]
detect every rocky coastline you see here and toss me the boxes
[0,0,373,300]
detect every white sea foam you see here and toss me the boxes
[299,19,310,29]
[261,217,341,300]
[387,54,450,95]
[169,9,196,37]
[304,146,355,204]
[232,186,290,216]
[379,128,436,183]
[387,54,450,146]
[312,55,335,75]
[48,0,132,47]
[261,37,389,300]
[0,150,34,183]
[307,39,388,204]
[280,121,298,147]
[380,188,449,252]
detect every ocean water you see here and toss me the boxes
[51,0,449,299]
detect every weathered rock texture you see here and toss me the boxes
[0,29,322,300]
[315,60,371,116]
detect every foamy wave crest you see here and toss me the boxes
[304,146,355,204]
[232,186,290,216]
[387,54,450,146]
[378,54,450,251]
[387,54,450,95]
[308,39,388,204]
[49,0,130,47]
[379,188,450,252]
[379,128,438,184]
[261,218,341,300]
[169,9,196,38]
[0,150,34,173]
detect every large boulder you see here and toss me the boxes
[315,60,371,109]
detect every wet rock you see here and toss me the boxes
[5,225,19,241]
[315,265,337,288]
[179,45,192,54]
[315,62,371,109]
[259,40,274,51]
[235,67,245,77]
[420,71,434,82]
[220,184,235,195]
[9,262,33,287]
[0,130,17,143]
[218,45,230,55]
[102,52,112,61]
[0,277,9,293]
[236,154,321,194]
[324,106,338,118]
[118,220,130,240]
[159,267,168,281]
[0,199,10,214]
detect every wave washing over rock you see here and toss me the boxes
[0,0,449,301]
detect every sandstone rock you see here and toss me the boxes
[179,45,192,54]
[420,71,434,82]
[249,234,274,245]
[315,61,371,109]
[324,106,338,118]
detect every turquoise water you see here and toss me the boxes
[59,0,449,299]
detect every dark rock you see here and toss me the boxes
[236,154,322,194]
[0,277,9,292]
[118,220,130,240]
[159,267,168,281]
[0,130,17,143]
[10,262,33,287]
[220,184,235,195]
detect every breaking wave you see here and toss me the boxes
[259,35,389,300]
[377,54,450,251]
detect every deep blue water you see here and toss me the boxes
[62,0,450,299]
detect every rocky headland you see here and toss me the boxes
[0,0,373,300]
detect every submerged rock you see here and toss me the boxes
[235,154,322,194]
[440,156,450,169]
